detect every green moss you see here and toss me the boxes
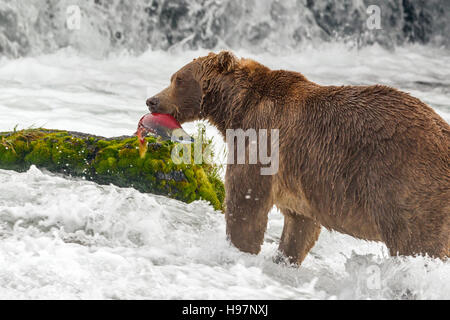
[0,129,224,210]
[0,144,22,170]
[188,167,221,210]
[25,141,52,167]
[208,176,225,205]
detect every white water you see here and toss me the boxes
[2,0,449,57]
[0,45,449,299]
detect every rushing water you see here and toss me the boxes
[0,0,449,300]
[1,0,449,58]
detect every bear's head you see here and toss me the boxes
[146,51,239,124]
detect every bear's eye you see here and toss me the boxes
[176,77,183,85]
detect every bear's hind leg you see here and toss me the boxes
[277,210,321,266]
[378,207,449,259]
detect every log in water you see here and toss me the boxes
[0,129,224,211]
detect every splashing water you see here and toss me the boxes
[0,165,448,299]
[0,0,449,58]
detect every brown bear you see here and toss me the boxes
[146,51,450,265]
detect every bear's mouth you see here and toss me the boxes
[135,113,194,156]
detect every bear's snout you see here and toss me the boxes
[146,97,160,113]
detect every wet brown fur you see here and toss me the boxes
[148,51,450,265]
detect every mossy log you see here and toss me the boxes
[0,129,224,210]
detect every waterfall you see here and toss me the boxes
[0,0,449,57]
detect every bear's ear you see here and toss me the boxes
[216,51,238,73]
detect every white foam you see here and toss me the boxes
[0,167,448,299]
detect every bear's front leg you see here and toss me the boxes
[278,210,321,265]
[225,163,274,254]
